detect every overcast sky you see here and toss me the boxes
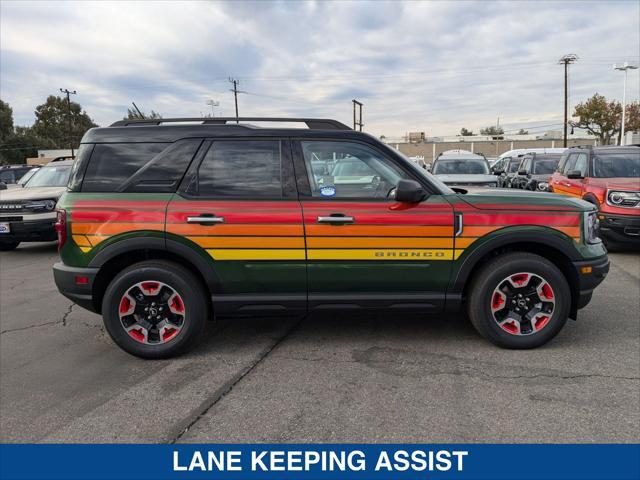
[1,0,639,138]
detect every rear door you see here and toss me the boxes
[294,139,455,312]
[166,138,306,315]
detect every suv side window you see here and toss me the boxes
[194,140,282,198]
[562,154,577,174]
[301,141,407,199]
[573,153,588,176]
[0,170,16,184]
[507,158,521,173]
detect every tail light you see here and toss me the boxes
[55,209,67,251]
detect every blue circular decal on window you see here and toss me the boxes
[319,186,336,197]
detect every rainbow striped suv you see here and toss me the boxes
[53,117,609,358]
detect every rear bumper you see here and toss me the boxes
[0,218,57,242]
[598,213,640,244]
[571,255,609,311]
[53,262,99,313]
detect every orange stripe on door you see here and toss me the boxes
[167,224,304,236]
[307,236,454,248]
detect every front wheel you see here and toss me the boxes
[467,252,571,349]
[102,260,208,359]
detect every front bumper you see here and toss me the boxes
[598,213,640,244]
[571,255,610,312]
[53,262,99,313]
[0,217,57,242]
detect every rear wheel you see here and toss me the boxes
[467,252,571,349]
[102,260,208,359]
[0,241,19,251]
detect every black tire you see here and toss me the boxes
[102,260,208,359]
[467,252,571,349]
[0,241,20,251]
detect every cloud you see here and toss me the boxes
[1,0,638,137]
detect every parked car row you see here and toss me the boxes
[0,160,74,250]
[427,146,639,249]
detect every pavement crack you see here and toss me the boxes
[0,303,75,334]
[1,319,64,335]
[61,303,75,326]
[168,315,306,444]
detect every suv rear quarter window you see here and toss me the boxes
[80,140,201,192]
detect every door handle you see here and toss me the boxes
[186,215,225,225]
[563,182,571,187]
[317,214,355,224]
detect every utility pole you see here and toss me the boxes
[614,62,639,145]
[60,88,77,157]
[352,99,363,131]
[229,78,244,122]
[558,54,578,147]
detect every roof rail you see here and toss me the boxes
[109,117,352,130]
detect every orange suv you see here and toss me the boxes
[550,146,640,247]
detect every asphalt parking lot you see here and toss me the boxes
[0,242,638,443]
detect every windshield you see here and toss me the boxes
[533,158,560,174]
[25,165,72,187]
[433,158,490,175]
[592,152,640,178]
[18,168,39,186]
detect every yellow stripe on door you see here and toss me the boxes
[206,249,306,260]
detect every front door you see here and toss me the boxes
[295,140,455,312]
[166,138,306,314]
[565,152,588,198]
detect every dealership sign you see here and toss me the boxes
[1,444,638,479]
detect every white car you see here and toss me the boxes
[0,160,73,250]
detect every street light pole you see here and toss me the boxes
[60,88,77,157]
[614,62,639,146]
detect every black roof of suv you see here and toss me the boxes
[83,117,355,143]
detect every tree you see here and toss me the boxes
[0,99,14,142]
[31,95,97,149]
[460,127,473,136]
[517,128,529,135]
[480,125,504,136]
[0,100,41,164]
[624,102,639,133]
[124,108,162,120]
[571,93,623,145]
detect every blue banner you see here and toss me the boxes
[1,444,638,480]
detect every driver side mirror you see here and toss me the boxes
[0,182,6,190]
[517,169,527,176]
[395,179,426,203]
[493,169,504,175]
[567,170,584,179]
